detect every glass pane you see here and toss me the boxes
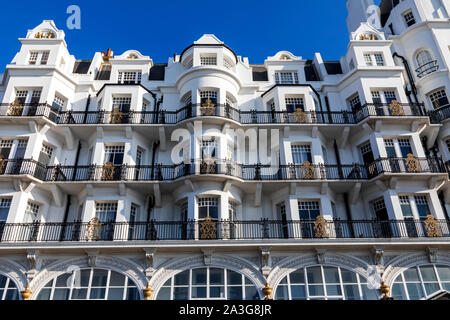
[36,288,51,300]
[308,284,324,296]
[323,267,340,283]
[442,283,450,291]
[127,278,136,287]
[403,268,420,282]
[71,288,87,300]
[291,285,306,300]
[162,279,171,287]
[192,269,207,285]
[210,268,224,285]
[55,273,72,287]
[0,276,7,287]
[228,286,242,300]
[79,270,91,287]
[326,285,342,296]
[89,288,106,300]
[245,286,259,300]
[109,272,126,286]
[341,269,358,283]
[391,283,407,300]
[174,270,189,285]
[437,266,450,281]
[157,287,171,300]
[53,288,70,300]
[275,285,289,300]
[343,285,360,300]
[108,288,124,300]
[192,286,206,298]
[419,266,438,282]
[210,286,225,298]
[227,270,242,285]
[362,286,379,300]
[424,283,440,296]
[126,287,140,300]
[307,267,323,284]
[406,283,425,300]
[91,270,108,287]
[290,270,305,284]
[5,289,19,300]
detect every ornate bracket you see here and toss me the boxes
[26,250,41,282]
[144,248,157,280]
[202,249,214,266]
[86,250,99,267]
[259,247,272,277]
[427,247,438,263]
[316,249,327,264]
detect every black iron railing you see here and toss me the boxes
[0,219,449,242]
[429,104,450,124]
[0,102,427,125]
[1,157,446,183]
[415,60,439,78]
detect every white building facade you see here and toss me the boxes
[0,0,450,300]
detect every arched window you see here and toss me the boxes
[275,265,379,300]
[156,267,260,300]
[36,268,140,300]
[0,273,20,300]
[415,50,438,78]
[391,264,450,300]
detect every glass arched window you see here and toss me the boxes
[156,267,260,300]
[392,264,450,300]
[415,50,438,78]
[0,273,20,300]
[36,268,140,300]
[275,265,379,300]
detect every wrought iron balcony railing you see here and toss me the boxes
[0,102,427,125]
[415,60,439,78]
[0,217,448,243]
[0,157,446,183]
[428,104,450,124]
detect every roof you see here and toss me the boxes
[304,60,321,81]
[72,60,92,74]
[250,65,268,82]
[95,64,111,80]
[149,63,167,81]
[324,61,343,75]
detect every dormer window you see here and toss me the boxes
[403,10,416,27]
[200,54,217,66]
[41,51,50,65]
[28,50,50,65]
[118,71,142,84]
[275,71,299,84]
[364,53,384,66]
[28,51,39,65]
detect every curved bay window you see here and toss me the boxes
[199,90,218,116]
[36,268,140,300]
[198,197,219,239]
[156,267,260,300]
[111,96,131,123]
[392,265,450,300]
[275,266,378,300]
[415,50,438,78]
[0,273,20,300]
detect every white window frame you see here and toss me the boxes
[274,71,299,84]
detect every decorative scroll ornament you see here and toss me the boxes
[200,158,216,174]
[85,217,102,241]
[21,285,32,300]
[201,98,215,116]
[199,216,217,239]
[127,54,138,59]
[301,161,315,179]
[262,283,273,300]
[313,215,330,238]
[404,153,420,172]
[143,283,153,300]
[34,31,55,39]
[424,214,442,238]
[359,33,378,40]
[293,108,307,123]
[111,108,123,124]
[389,100,404,116]
[9,100,23,116]
[102,162,115,180]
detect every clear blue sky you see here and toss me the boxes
[0,0,369,71]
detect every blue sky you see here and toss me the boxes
[0,0,371,71]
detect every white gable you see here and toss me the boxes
[24,20,65,40]
[194,34,223,45]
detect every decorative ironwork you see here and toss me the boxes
[389,100,404,116]
[102,162,115,180]
[293,108,307,123]
[110,108,123,124]
[359,33,378,40]
[201,98,216,116]
[313,215,330,238]
[404,153,420,172]
[424,214,442,237]
[85,217,102,241]
[301,161,315,179]
[8,100,23,116]
[262,283,273,300]
[200,158,216,174]
[199,216,217,239]
[0,155,6,173]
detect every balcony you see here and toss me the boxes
[429,104,450,123]
[0,157,446,183]
[0,218,449,243]
[0,103,59,122]
[415,60,439,78]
